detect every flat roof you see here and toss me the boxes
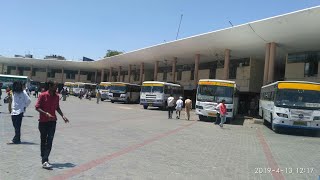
[1,6,320,70]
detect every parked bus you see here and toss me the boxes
[108,82,140,103]
[259,81,320,133]
[196,79,239,122]
[140,81,183,110]
[0,74,31,89]
[84,83,97,97]
[98,82,111,101]
[72,82,85,96]
[63,82,74,95]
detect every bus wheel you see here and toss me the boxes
[262,111,268,126]
[111,101,114,103]
[271,114,280,133]
[101,98,105,101]
[143,105,148,109]
[198,115,206,121]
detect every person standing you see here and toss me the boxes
[216,100,227,127]
[184,97,192,120]
[7,81,31,144]
[96,90,101,104]
[60,88,67,101]
[167,94,175,119]
[35,81,69,169]
[175,96,183,119]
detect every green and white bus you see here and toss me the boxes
[0,74,31,89]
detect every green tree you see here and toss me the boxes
[104,50,123,58]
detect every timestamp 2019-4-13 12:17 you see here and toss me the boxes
[254,167,315,174]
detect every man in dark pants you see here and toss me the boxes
[35,81,69,169]
[167,94,175,119]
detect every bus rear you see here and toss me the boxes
[196,79,237,121]
[140,82,165,109]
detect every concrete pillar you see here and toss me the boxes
[94,70,97,83]
[61,68,64,83]
[172,57,177,82]
[16,65,19,75]
[223,49,231,80]
[268,42,276,83]
[128,64,132,83]
[118,66,122,82]
[101,69,105,82]
[154,61,159,81]
[46,67,49,82]
[1,64,4,74]
[77,69,80,82]
[139,62,144,84]
[194,54,200,87]
[29,66,33,78]
[109,67,113,82]
[263,43,271,85]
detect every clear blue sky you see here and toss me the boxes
[0,0,319,60]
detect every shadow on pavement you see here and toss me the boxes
[51,162,76,169]
[20,142,38,145]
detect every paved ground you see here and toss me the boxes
[0,96,319,180]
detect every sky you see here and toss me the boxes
[0,0,319,61]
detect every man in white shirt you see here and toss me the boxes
[7,81,31,144]
[175,96,183,119]
[167,94,175,119]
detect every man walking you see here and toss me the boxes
[7,81,31,144]
[216,100,227,127]
[184,97,192,120]
[175,96,183,119]
[35,81,69,169]
[167,94,175,119]
[96,90,101,104]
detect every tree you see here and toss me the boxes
[104,50,123,58]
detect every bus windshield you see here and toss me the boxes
[275,89,320,110]
[98,85,110,90]
[110,86,126,93]
[141,86,163,93]
[197,85,234,104]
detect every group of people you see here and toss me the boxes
[78,89,102,104]
[6,80,69,170]
[166,95,193,120]
[166,94,227,127]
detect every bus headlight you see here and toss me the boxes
[227,109,232,112]
[140,99,146,102]
[276,113,288,118]
[313,116,320,120]
[196,105,203,109]
[120,94,126,98]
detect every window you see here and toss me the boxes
[177,71,182,81]
[304,61,318,77]
[190,70,194,80]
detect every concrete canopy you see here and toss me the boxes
[1,6,320,71]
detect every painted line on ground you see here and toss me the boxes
[50,121,197,180]
[256,129,285,180]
